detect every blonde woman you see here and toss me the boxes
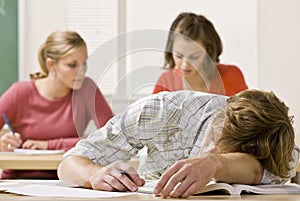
[0,29,113,179]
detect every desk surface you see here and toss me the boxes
[0,153,63,170]
[0,153,139,170]
[1,193,300,201]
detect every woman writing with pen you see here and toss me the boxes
[1,113,19,151]
[0,29,113,179]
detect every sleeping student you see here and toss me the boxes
[58,89,299,198]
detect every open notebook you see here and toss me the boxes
[1,179,300,198]
[138,180,300,195]
[0,180,133,198]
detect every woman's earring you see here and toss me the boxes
[49,71,56,80]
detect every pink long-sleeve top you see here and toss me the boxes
[0,77,113,179]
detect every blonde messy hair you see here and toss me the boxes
[216,89,295,178]
[30,29,86,79]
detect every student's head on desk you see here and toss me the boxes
[58,89,298,199]
[213,89,295,179]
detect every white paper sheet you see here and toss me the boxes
[0,179,77,191]
[6,184,135,198]
[0,181,21,191]
[13,149,64,155]
[0,149,64,155]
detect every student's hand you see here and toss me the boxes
[22,139,47,150]
[89,160,145,192]
[0,132,22,151]
[154,155,218,198]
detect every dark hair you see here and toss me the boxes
[216,89,295,178]
[164,12,222,69]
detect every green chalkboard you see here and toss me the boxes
[0,0,18,95]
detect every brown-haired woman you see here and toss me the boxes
[153,12,248,96]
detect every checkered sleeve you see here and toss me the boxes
[64,92,169,166]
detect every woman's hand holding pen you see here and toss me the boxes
[89,160,145,192]
[0,132,22,151]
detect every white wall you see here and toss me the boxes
[19,0,67,80]
[257,0,300,146]
[20,0,300,146]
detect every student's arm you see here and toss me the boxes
[47,137,80,150]
[212,153,263,183]
[58,93,170,191]
[154,152,263,198]
[21,137,80,151]
[58,155,145,192]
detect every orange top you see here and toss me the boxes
[152,63,248,96]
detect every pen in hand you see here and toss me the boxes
[120,170,140,179]
[120,169,145,191]
[120,170,132,179]
[2,113,15,135]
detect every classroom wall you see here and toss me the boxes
[0,0,18,95]
[20,0,300,146]
[257,0,300,146]
[19,0,67,80]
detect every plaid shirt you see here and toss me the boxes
[65,90,299,184]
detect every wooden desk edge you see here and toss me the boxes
[0,153,63,170]
[0,154,139,170]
